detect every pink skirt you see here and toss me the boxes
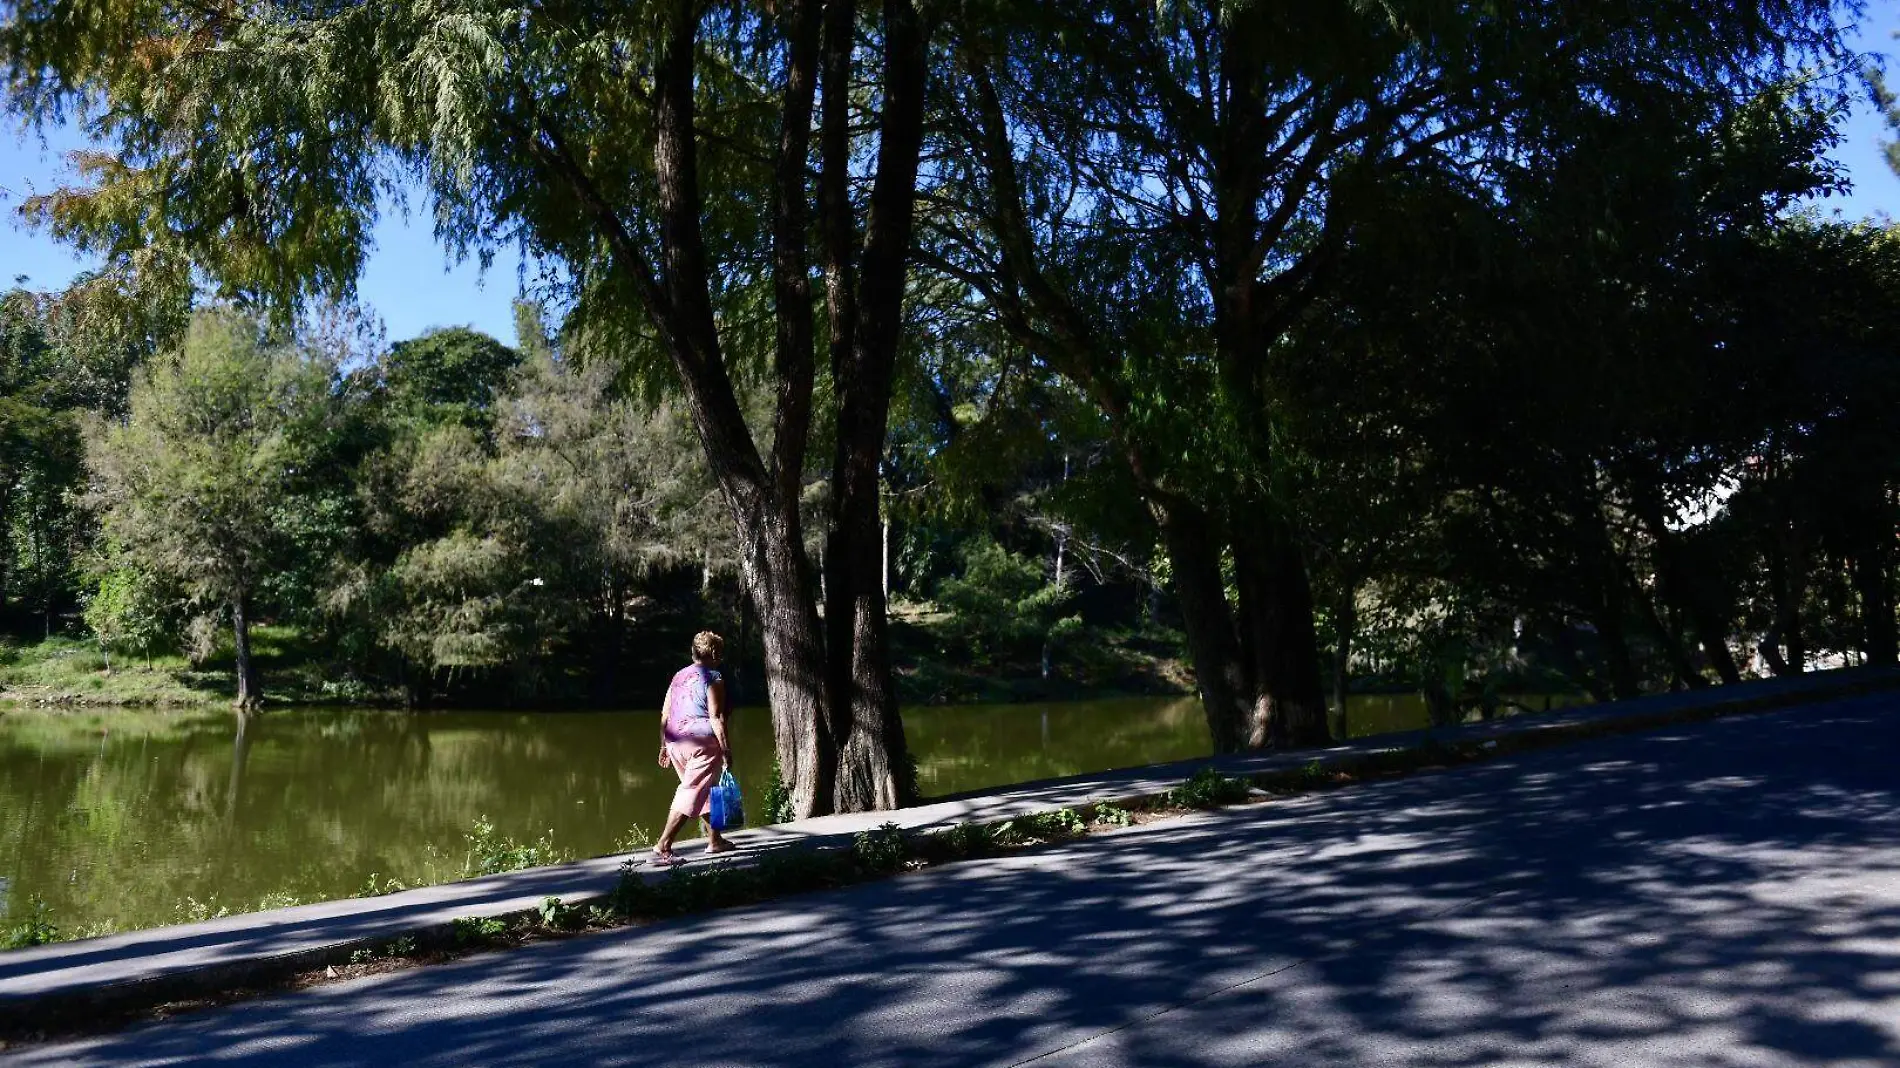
[665,735,723,818]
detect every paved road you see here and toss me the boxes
[8,697,1898,1067]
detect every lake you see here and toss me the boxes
[0,693,1559,936]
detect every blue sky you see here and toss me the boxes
[3,6,1900,347]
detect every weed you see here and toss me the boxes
[1032,808,1088,836]
[175,896,232,924]
[464,816,566,876]
[358,872,409,897]
[761,759,796,825]
[349,947,374,964]
[387,935,417,957]
[538,896,583,931]
[1091,803,1135,827]
[851,822,911,873]
[451,916,510,946]
[612,825,653,854]
[2,896,58,949]
[585,905,617,927]
[254,891,305,910]
[929,821,994,859]
[1169,767,1251,809]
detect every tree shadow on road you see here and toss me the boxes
[17,699,1900,1067]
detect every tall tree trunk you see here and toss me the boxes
[819,0,926,812]
[1331,583,1356,739]
[1151,496,1248,753]
[1233,510,1331,748]
[1630,485,1742,684]
[1620,556,1706,690]
[1853,547,1896,667]
[746,510,835,818]
[231,595,261,712]
[1205,12,1329,751]
[1766,521,1807,675]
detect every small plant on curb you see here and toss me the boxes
[994,808,1090,846]
[851,822,911,873]
[930,821,994,859]
[451,916,510,946]
[538,897,583,931]
[465,816,566,876]
[349,935,417,964]
[2,896,58,949]
[1170,767,1251,809]
[612,825,654,853]
[358,873,409,897]
[1091,803,1135,827]
[175,896,232,924]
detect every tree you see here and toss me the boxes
[925,0,1850,748]
[86,310,343,710]
[2,0,941,815]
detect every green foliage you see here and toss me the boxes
[451,916,510,946]
[380,328,523,433]
[935,539,1080,668]
[850,822,912,874]
[760,759,795,826]
[2,895,59,949]
[85,309,352,704]
[463,816,565,877]
[537,896,582,931]
[992,808,1089,846]
[611,825,654,854]
[82,564,170,668]
[175,896,233,924]
[1169,768,1251,810]
[358,872,409,897]
[1090,803,1134,827]
[929,821,994,859]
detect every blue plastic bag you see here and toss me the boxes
[708,769,745,831]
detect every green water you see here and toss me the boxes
[0,692,1543,936]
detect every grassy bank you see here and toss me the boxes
[0,628,387,710]
[0,606,1197,711]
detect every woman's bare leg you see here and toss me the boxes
[655,809,692,855]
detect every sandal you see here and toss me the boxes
[704,840,737,856]
[648,848,682,867]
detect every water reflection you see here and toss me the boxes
[0,691,1553,935]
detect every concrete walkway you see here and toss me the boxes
[6,680,1898,1065]
[1,666,1894,1029]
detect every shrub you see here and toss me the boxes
[612,825,653,853]
[358,872,409,897]
[1091,803,1135,827]
[465,816,565,876]
[1169,767,1251,809]
[929,821,994,859]
[538,896,583,930]
[761,760,796,826]
[451,916,510,946]
[2,896,58,950]
[851,822,911,873]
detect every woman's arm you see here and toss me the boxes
[708,678,731,766]
[656,702,670,767]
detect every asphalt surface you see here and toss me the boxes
[7,695,1898,1067]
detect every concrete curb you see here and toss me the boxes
[4,665,1897,1035]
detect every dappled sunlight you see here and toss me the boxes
[8,698,1899,1067]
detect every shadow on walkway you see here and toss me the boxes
[12,696,1900,1068]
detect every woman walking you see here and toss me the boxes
[653,630,735,864]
